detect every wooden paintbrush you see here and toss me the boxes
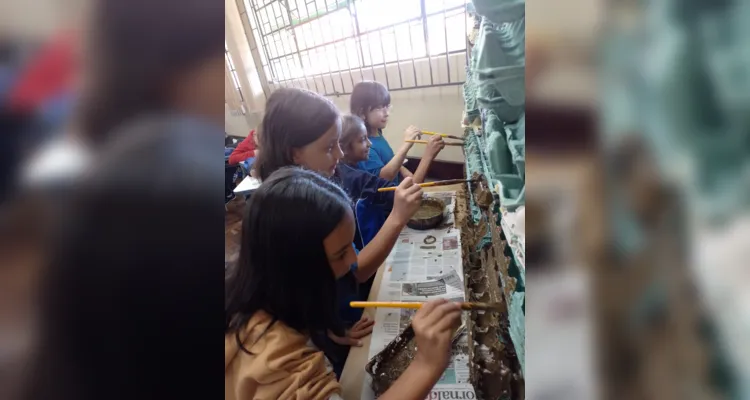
[376,178,474,192]
[406,139,464,146]
[421,131,465,141]
[350,301,503,312]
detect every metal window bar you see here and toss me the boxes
[263,4,463,64]
[225,43,247,114]
[244,0,468,96]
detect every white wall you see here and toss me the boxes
[225,106,255,137]
[1,0,70,40]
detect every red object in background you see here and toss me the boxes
[7,30,78,113]
[229,129,257,165]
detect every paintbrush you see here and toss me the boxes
[350,301,503,312]
[376,178,475,192]
[406,139,464,146]
[421,131,465,141]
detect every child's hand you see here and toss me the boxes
[404,125,421,141]
[412,299,462,373]
[326,316,375,347]
[424,135,445,160]
[392,177,423,225]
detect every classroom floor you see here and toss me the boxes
[225,196,244,268]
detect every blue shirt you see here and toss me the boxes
[356,130,400,184]
[334,163,395,250]
[333,165,395,326]
[337,249,363,325]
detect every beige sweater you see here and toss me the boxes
[225,311,342,400]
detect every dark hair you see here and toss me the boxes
[24,115,225,400]
[254,88,340,181]
[76,0,223,146]
[225,167,351,353]
[349,81,390,132]
[340,114,367,154]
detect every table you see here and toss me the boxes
[339,184,463,400]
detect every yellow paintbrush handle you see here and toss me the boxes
[421,131,464,141]
[421,131,448,137]
[350,301,425,309]
[406,139,463,146]
[376,181,438,192]
[350,301,479,310]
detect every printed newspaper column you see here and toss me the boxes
[362,191,477,399]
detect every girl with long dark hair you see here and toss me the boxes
[225,167,461,400]
[251,88,427,375]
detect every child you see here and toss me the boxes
[23,116,228,399]
[253,88,422,286]
[225,167,462,400]
[22,0,224,190]
[338,114,445,247]
[350,81,445,182]
[228,129,258,166]
[252,88,423,370]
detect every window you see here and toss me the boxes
[226,42,247,115]
[242,0,469,95]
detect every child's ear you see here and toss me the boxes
[290,148,303,165]
[344,143,353,156]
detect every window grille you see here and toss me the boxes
[240,0,469,96]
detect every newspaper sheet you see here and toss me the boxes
[361,191,476,399]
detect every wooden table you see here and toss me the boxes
[339,184,463,400]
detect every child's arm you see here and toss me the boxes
[377,300,462,400]
[411,135,445,183]
[399,166,413,179]
[378,142,412,181]
[353,178,422,283]
[228,130,257,164]
[377,126,421,181]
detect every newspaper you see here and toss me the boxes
[362,191,476,399]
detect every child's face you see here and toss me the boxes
[346,130,372,163]
[253,130,261,157]
[364,105,390,131]
[323,210,358,278]
[291,120,343,177]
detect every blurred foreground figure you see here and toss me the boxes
[22,115,223,400]
[598,0,750,397]
[22,0,224,189]
[0,26,79,196]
